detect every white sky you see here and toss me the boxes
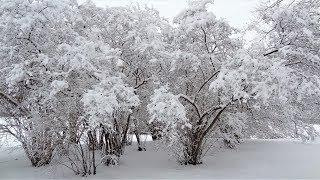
[89,0,263,29]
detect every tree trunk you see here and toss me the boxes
[121,114,131,148]
[186,107,227,165]
[69,112,78,143]
[87,131,96,175]
[135,130,143,151]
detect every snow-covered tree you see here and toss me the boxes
[0,0,134,168]
[147,0,242,164]
[148,0,319,165]
[0,0,84,167]
[245,0,320,140]
[78,2,170,150]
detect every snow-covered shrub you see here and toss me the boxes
[21,118,61,167]
[101,154,119,166]
[218,113,246,149]
[294,121,318,142]
[147,86,192,164]
[57,135,97,176]
[82,76,140,160]
[0,0,127,168]
[78,2,171,151]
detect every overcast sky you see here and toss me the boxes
[88,0,263,29]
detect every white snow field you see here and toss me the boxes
[0,139,320,179]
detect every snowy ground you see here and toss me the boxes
[1,138,320,179]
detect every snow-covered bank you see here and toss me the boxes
[1,140,320,179]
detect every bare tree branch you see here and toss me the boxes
[134,80,148,90]
[179,94,201,119]
[197,70,220,93]
[263,49,279,56]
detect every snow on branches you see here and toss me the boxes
[209,50,294,105]
[0,0,319,171]
[82,77,140,128]
[148,85,191,129]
